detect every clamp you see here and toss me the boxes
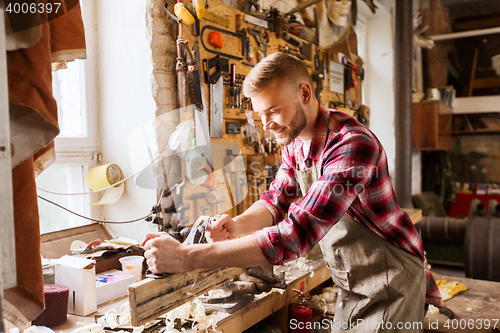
[201,25,243,60]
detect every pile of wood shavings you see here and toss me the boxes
[164,298,222,333]
[309,286,339,313]
[283,256,315,279]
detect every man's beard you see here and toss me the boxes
[276,102,307,146]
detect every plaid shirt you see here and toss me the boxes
[254,102,443,307]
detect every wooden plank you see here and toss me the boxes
[0,7,17,291]
[129,267,245,326]
[424,273,500,333]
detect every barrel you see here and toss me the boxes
[465,199,500,281]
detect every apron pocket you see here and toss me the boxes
[326,266,351,291]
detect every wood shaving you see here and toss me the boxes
[428,305,440,315]
[165,298,222,332]
[309,286,338,313]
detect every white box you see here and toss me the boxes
[96,270,136,305]
[55,255,97,316]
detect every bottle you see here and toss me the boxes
[248,47,254,62]
[289,289,313,333]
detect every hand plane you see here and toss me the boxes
[146,215,211,279]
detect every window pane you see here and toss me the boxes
[36,165,90,234]
[52,60,87,137]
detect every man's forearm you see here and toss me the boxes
[233,203,275,237]
[185,234,270,270]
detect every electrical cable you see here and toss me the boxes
[37,151,162,196]
[37,186,166,224]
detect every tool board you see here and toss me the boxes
[174,0,363,226]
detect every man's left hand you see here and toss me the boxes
[142,232,189,273]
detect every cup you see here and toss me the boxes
[428,87,441,100]
[119,256,144,282]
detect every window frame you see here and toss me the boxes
[39,0,101,235]
[54,0,98,156]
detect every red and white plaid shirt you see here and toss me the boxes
[254,102,443,307]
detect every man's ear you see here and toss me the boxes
[299,83,313,104]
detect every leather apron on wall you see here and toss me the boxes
[296,162,425,332]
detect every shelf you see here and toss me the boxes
[412,100,453,151]
[452,129,500,135]
[452,112,500,134]
[453,96,500,114]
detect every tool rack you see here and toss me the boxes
[175,0,363,227]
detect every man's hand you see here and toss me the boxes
[206,214,237,242]
[141,232,189,274]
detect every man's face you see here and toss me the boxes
[251,82,307,146]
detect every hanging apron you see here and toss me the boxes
[296,162,425,333]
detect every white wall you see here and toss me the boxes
[96,0,158,241]
[364,4,397,178]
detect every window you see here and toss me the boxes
[52,60,86,137]
[36,164,91,233]
[36,1,99,234]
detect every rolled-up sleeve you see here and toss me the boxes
[254,131,380,265]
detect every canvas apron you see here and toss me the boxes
[296,162,425,332]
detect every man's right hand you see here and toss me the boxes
[206,214,236,242]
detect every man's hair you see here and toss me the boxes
[242,52,313,98]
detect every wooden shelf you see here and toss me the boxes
[452,129,500,135]
[453,96,500,114]
[452,112,500,135]
[412,100,453,151]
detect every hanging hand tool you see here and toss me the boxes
[192,41,214,168]
[201,25,243,60]
[208,31,223,49]
[203,55,226,138]
[282,31,303,48]
[200,204,211,215]
[187,55,203,109]
[229,64,240,108]
[311,49,324,100]
[191,0,229,27]
[187,192,206,220]
[146,215,211,279]
[210,76,224,138]
[203,55,229,84]
[200,10,229,27]
[175,39,192,110]
[248,28,270,62]
[240,28,249,59]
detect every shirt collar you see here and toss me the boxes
[303,101,330,161]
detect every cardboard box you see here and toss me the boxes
[96,270,136,305]
[55,255,97,316]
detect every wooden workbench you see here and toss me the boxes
[424,273,500,333]
[50,209,422,333]
[214,245,331,333]
[210,209,422,332]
